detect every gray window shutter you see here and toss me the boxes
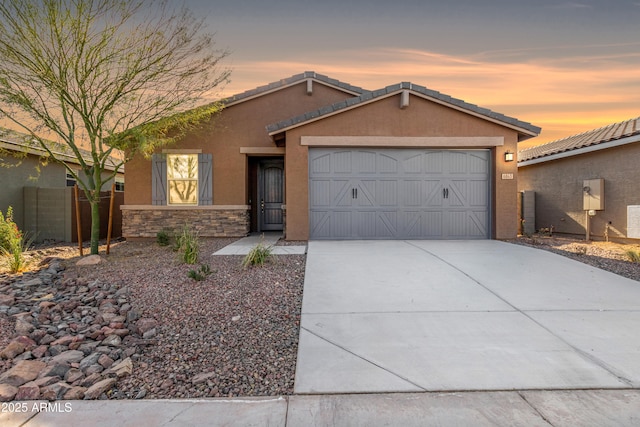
[152,154,167,205]
[198,153,213,205]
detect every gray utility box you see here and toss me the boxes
[583,178,604,211]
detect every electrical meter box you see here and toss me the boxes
[583,178,604,210]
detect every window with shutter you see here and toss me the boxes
[152,152,212,205]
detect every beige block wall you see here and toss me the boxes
[283,94,522,240]
[518,143,640,240]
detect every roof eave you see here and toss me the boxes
[518,132,640,167]
[268,87,541,139]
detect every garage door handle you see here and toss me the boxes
[443,188,449,199]
[352,188,358,199]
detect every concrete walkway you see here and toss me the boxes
[212,232,307,255]
[296,240,640,394]
[3,390,640,426]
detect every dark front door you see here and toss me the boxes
[259,159,284,231]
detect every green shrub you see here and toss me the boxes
[156,229,170,246]
[175,224,199,264]
[0,207,33,273]
[626,250,640,263]
[187,264,213,281]
[241,242,273,268]
[0,206,20,252]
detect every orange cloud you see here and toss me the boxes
[221,47,640,145]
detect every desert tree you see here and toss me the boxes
[0,0,230,254]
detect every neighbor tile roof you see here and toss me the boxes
[266,82,541,137]
[518,116,640,163]
[222,71,366,106]
[0,127,122,172]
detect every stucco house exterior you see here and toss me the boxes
[122,72,540,241]
[518,116,640,241]
[0,127,124,242]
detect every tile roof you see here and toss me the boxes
[222,71,366,106]
[266,82,541,138]
[518,116,640,163]
[0,127,122,172]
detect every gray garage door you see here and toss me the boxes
[309,148,490,239]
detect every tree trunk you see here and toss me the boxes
[90,198,101,254]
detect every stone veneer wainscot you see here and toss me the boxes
[121,205,250,238]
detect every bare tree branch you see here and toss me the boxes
[0,0,230,253]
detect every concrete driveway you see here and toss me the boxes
[295,240,640,394]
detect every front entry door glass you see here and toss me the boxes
[259,160,284,231]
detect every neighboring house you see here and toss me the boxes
[123,71,540,241]
[518,116,640,241]
[0,127,124,242]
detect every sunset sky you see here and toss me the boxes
[190,0,640,147]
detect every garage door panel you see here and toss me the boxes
[469,180,489,206]
[469,210,489,237]
[424,180,444,207]
[377,153,398,174]
[333,151,353,174]
[309,211,331,238]
[357,181,376,207]
[378,211,398,237]
[354,151,377,174]
[309,148,490,240]
[469,151,490,174]
[403,153,425,174]
[422,211,444,238]
[448,152,468,174]
[310,152,332,174]
[423,151,444,174]
[332,180,353,207]
[376,180,398,206]
[333,211,352,237]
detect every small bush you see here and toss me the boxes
[175,224,199,264]
[187,264,213,281]
[156,229,170,246]
[0,207,33,273]
[0,206,20,252]
[241,242,273,268]
[626,250,640,263]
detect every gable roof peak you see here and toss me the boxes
[267,81,541,138]
[222,71,366,106]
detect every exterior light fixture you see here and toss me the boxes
[504,151,514,162]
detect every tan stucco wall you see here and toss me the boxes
[518,143,640,240]
[124,81,354,206]
[283,94,521,240]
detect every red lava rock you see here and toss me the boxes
[64,386,87,399]
[0,360,47,387]
[31,345,48,359]
[83,378,116,400]
[15,382,40,400]
[0,384,18,402]
[136,318,158,334]
[0,341,26,359]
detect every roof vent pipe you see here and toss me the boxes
[400,90,410,109]
[306,79,313,95]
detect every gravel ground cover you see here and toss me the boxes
[509,235,640,282]
[1,238,305,399]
